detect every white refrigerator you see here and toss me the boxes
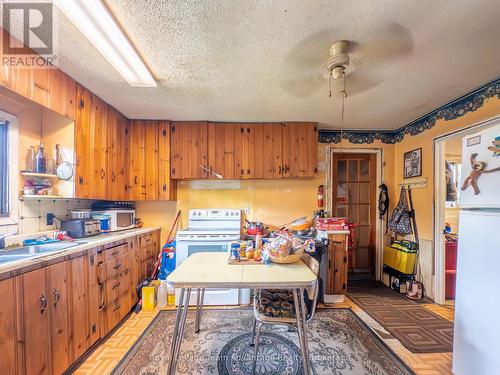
[453,123,500,375]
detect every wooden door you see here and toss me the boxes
[107,108,129,200]
[253,123,283,178]
[332,153,377,276]
[47,262,70,375]
[129,120,146,200]
[21,268,50,375]
[61,72,77,120]
[158,121,175,200]
[31,69,51,107]
[207,123,236,179]
[144,121,159,200]
[235,123,255,179]
[75,85,94,198]
[282,122,318,178]
[170,121,208,179]
[69,256,90,361]
[87,248,100,345]
[47,69,63,115]
[92,96,108,199]
[0,277,18,375]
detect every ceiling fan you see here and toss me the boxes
[279,23,414,98]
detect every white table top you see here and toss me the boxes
[167,252,317,289]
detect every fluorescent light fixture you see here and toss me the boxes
[54,0,156,87]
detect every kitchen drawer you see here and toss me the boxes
[98,254,129,283]
[101,243,128,262]
[139,234,153,249]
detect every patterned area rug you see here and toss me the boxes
[348,282,453,353]
[112,308,414,375]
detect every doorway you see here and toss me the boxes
[434,116,500,304]
[331,153,377,281]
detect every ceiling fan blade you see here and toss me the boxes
[350,22,414,63]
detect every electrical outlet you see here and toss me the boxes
[46,213,54,226]
[242,207,250,215]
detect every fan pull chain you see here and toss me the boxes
[340,72,347,154]
[329,71,332,97]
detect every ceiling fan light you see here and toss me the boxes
[331,65,345,80]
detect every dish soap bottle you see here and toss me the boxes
[35,142,46,173]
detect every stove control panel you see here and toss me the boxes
[189,209,241,220]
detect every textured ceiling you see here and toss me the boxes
[53,0,500,130]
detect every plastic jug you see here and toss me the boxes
[157,281,168,308]
[167,282,175,306]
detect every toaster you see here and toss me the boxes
[60,218,101,238]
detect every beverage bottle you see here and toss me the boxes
[35,142,46,173]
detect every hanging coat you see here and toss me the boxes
[388,186,413,235]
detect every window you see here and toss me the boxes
[0,121,8,216]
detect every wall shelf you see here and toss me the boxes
[20,194,63,200]
[20,171,59,179]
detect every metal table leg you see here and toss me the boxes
[167,287,192,375]
[293,288,311,375]
[298,288,313,374]
[195,288,205,333]
[167,288,185,375]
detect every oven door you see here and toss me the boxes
[175,238,248,306]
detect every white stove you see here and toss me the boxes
[175,209,249,306]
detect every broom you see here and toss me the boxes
[134,210,181,313]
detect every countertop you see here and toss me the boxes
[0,227,161,280]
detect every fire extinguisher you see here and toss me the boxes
[317,185,325,208]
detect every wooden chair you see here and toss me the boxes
[250,253,320,373]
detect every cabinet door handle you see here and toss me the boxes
[134,176,138,185]
[111,171,116,182]
[39,294,47,314]
[240,168,244,176]
[100,169,106,179]
[278,165,282,175]
[247,168,250,175]
[53,289,60,307]
[162,183,167,192]
[79,176,84,185]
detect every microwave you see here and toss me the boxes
[92,210,136,231]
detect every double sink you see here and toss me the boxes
[0,241,85,265]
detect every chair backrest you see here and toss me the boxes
[300,253,320,322]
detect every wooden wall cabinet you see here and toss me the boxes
[172,122,317,180]
[234,124,256,179]
[207,123,236,180]
[158,121,176,200]
[170,121,208,179]
[107,107,130,201]
[282,122,318,178]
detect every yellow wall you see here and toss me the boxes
[137,140,396,245]
[391,96,500,240]
[137,95,500,245]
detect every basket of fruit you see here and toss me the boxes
[262,230,314,264]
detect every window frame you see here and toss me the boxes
[0,110,19,226]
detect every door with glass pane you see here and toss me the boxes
[332,153,376,278]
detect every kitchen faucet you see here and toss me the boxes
[0,232,17,249]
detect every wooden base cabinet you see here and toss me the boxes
[0,230,160,375]
[18,262,70,375]
[325,233,349,295]
[0,277,19,375]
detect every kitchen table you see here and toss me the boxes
[166,252,317,375]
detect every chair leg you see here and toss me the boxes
[250,318,257,346]
[252,322,262,374]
